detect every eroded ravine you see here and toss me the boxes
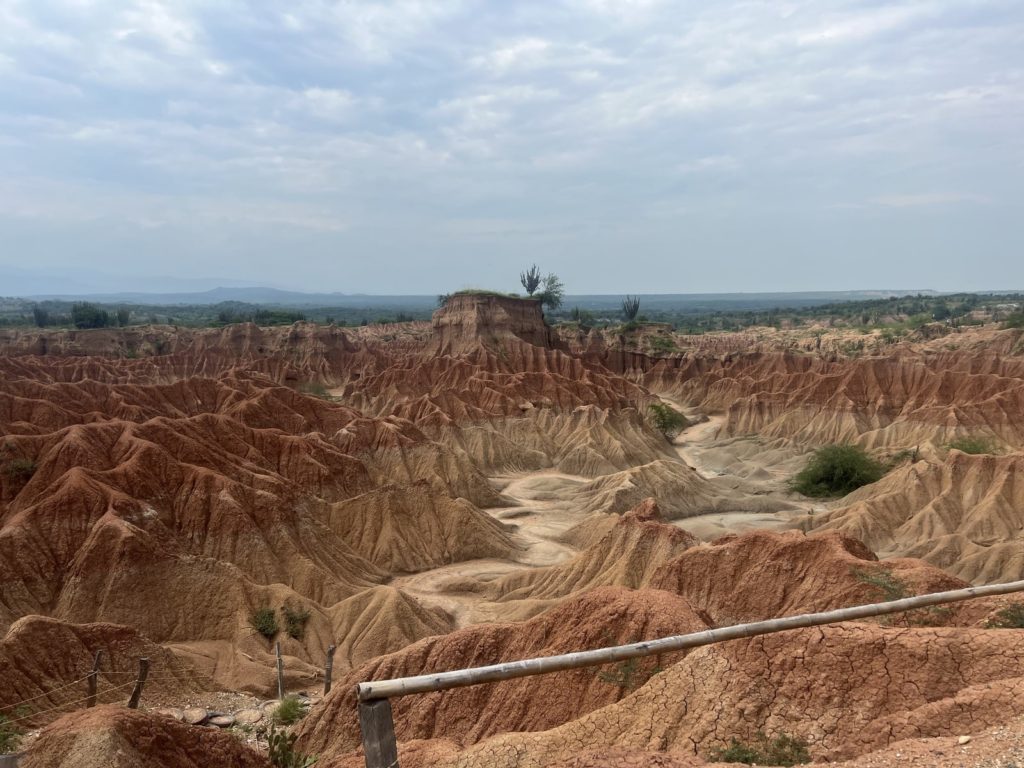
[392,409,822,629]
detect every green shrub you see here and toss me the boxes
[298,382,330,399]
[790,445,885,497]
[947,436,995,455]
[1001,311,1024,330]
[268,724,317,767]
[70,302,112,329]
[852,567,908,602]
[282,605,311,640]
[0,714,22,754]
[710,732,811,766]
[273,696,308,726]
[649,335,677,354]
[250,607,279,640]
[986,603,1024,629]
[622,295,640,321]
[1,457,36,483]
[597,657,662,691]
[648,403,687,440]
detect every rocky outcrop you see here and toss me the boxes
[21,705,269,768]
[431,294,553,355]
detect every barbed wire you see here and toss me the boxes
[0,674,91,713]
[4,680,139,727]
[1,668,200,725]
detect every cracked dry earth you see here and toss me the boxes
[384,624,1024,768]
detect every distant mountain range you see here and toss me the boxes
[4,286,951,311]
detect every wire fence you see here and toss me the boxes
[0,660,193,729]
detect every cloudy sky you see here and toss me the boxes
[1,0,1022,295]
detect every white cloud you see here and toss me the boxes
[0,0,1021,290]
[870,192,989,208]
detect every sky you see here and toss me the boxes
[0,0,1022,295]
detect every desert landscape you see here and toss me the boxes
[1,291,1024,767]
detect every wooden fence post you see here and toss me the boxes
[275,642,284,700]
[127,658,149,709]
[323,644,337,696]
[358,698,399,768]
[87,650,103,708]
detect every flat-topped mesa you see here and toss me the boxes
[431,292,553,355]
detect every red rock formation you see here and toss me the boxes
[649,529,966,623]
[296,587,709,758]
[20,705,270,768]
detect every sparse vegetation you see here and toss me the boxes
[649,335,676,354]
[852,566,954,626]
[852,566,908,602]
[250,607,279,640]
[537,273,565,311]
[597,657,663,690]
[648,402,687,440]
[1002,311,1024,329]
[887,447,919,467]
[298,382,330,399]
[3,291,1020,333]
[946,436,996,455]
[986,603,1024,629]
[1,457,37,483]
[790,444,885,497]
[282,604,311,640]
[273,696,309,726]
[71,301,112,329]
[520,264,543,296]
[569,306,595,328]
[710,732,811,766]
[621,295,640,321]
[0,713,23,755]
[268,724,317,767]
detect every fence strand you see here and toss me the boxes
[0,674,91,713]
[4,680,139,727]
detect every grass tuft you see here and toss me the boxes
[710,732,811,766]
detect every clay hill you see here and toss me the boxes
[3,294,1024,767]
[810,450,1024,583]
[21,705,271,768]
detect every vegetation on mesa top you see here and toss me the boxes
[437,266,565,311]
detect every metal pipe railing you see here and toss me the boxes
[355,579,1024,768]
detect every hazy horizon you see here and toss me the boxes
[2,1,1022,293]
